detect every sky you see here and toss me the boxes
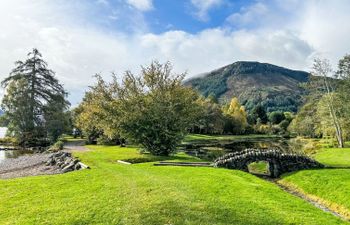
[1,0,350,106]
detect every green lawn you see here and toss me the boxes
[248,161,270,175]
[60,134,86,143]
[0,145,347,224]
[315,148,350,167]
[281,146,350,220]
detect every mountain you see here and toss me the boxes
[185,61,310,113]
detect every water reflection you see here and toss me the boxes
[0,148,33,163]
[183,138,302,161]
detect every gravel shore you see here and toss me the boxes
[0,153,62,179]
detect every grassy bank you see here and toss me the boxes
[0,144,347,224]
[281,146,350,219]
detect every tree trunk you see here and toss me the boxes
[323,76,344,148]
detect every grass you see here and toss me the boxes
[248,161,270,175]
[314,147,350,167]
[60,134,86,143]
[0,145,347,224]
[281,145,350,219]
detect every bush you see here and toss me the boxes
[0,137,18,145]
[49,140,64,151]
[255,124,270,134]
[279,119,291,131]
[268,111,285,124]
[96,135,122,145]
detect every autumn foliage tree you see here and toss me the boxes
[223,97,248,134]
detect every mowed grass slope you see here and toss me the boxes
[0,145,347,225]
[281,147,350,219]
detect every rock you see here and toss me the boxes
[45,151,89,173]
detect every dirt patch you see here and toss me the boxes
[64,140,89,152]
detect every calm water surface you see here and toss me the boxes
[183,137,302,161]
[0,127,33,163]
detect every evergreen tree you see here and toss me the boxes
[1,49,69,145]
[252,104,268,124]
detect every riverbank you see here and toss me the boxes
[0,153,61,179]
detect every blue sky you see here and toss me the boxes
[0,0,350,105]
[58,0,254,33]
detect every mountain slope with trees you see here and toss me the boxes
[185,61,310,112]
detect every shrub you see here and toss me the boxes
[49,140,64,151]
[0,137,18,145]
[279,119,291,131]
[268,111,285,124]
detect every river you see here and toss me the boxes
[0,127,33,163]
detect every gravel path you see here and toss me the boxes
[64,140,88,152]
[0,153,61,179]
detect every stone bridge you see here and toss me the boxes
[214,149,324,177]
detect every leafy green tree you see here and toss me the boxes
[252,104,268,124]
[336,54,350,139]
[194,96,225,134]
[268,111,285,124]
[1,49,69,144]
[44,101,71,142]
[289,101,319,137]
[0,114,9,127]
[312,59,344,147]
[316,93,350,141]
[74,75,116,144]
[115,62,200,155]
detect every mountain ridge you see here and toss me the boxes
[185,61,310,113]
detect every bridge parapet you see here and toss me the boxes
[214,148,324,177]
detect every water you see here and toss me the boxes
[0,127,7,138]
[0,148,34,163]
[183,137,301,161]
[0,127,33,163]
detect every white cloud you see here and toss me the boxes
[296,0,350,66]
[191,0,223,21]
[226,2,269,27]
[140,28,314,75]
[126,0,153,11]
[1,0,350,105]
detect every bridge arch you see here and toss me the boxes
[214,149,324,178]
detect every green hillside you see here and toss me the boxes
[185,61,310,112]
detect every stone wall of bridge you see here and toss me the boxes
[214,149,324,177]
